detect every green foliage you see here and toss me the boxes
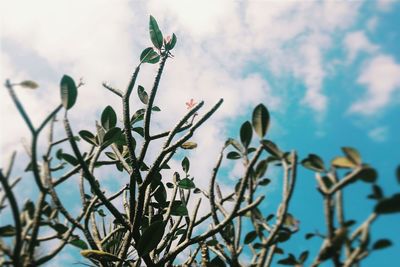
[1,14,398,267]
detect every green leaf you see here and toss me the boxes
[178,178,196,190]
[60,153,78,166]
[79,130,97,146]
[299,251,309,264]
[170,201,188,216]
[355,167,377,183]
[0,225,16,236]
[244,231,257,244]
[20,80,39,89]
[240,121,253,148]
[182,157,190,173]
[255,159,268,179]
[52,223,68,234]
[226,138,244,153]
[372,239,392,250]
[152,106,161,111]
[277,253,298,265]
[149,15,163,49]
[301,154,325,172]
[368,185,383,200]
[101,106,117,130]
[137,85,149,104]
[165,33,177,50]
[140,47,160,64]
[209,256,226,267]
[261,140,282,158]
[102,127,123,147]
[227,151,241,160]
[70,239,89,250]
[137,220,166,256]
[259,178,271,186]
[60,75,77,110]
[342,147,361,165]
[252,104,270,138]
[131,109,145,125]
[98,209,106,217]
[305,233,315,240]
[81,249,121,262]
[375,193,400,214]
[23,199,35,219]
[181,142,198,150]
[206,239,218,246]
[132,127,144,137]
[332,156,356,169]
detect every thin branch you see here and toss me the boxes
[0,170,22,266]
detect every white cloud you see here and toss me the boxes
[377,0,397,12]
[368,126,389,142]
[367,16,379,32]
[343,31,378,63]
[349,55,400,115]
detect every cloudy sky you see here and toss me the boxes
[1,0,400,266]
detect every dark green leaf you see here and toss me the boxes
[252,104,270,138]
[98,209,106,217]
[301,154,325,172]
[152,106,161,111]
[101,106,117,130]
[69,239,89,250]
[209,256,226,267]
[79,130,97,146]
[23,200,35,219]
[60,75,77,110]
[182,157,190,173]
[165,33,177,50]
[277,253,298,265]
[0,225,16,236]
[372,239,392,250]
[178,178,196,189]
[52,223,69,234]
[227,151,241,160]
[375,193,400,214]
[244,231,257,244]
[130,109,145,125]
[255,159,268,179]
[149,15,163,49]
[226,138,244,153]
[305,233,315,240]
[342,147,361,165]
[368,185,383,200]
[169,201,188,216]
[240,121,253,148]
[261,140,282,158]
[259,178,271,186]
[102,127,123,147]
[140,47,160,64]
[137,220,166,256]
[132,127,144,137]
[137,85,149,104]
[299,251,309,264]
[60,153,78,166]
[355,167,377,183]
[206,239,218,246]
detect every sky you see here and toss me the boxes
[1,0,400,266]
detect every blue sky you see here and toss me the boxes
[1,0,400,266]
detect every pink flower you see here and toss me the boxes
[185,98,196,109]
